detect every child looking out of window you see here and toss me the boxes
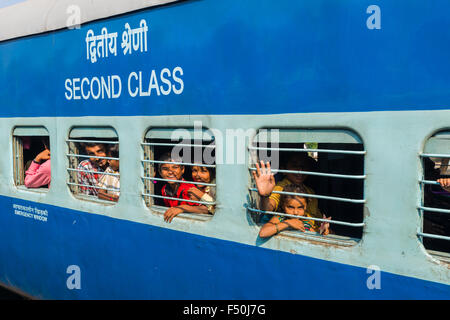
[158,153,208,223]
[188,165,216,214]
[259,184,330,238]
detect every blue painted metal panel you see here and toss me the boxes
[1,0,450,117]
[0,195,448,299]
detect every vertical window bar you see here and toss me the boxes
[13,137,24,186]
[13,137,18,185]
[142,142,154,207]
[68,140,80,194]
[419,140,450,255]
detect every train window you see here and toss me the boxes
[66,127,120,204]
[419,131,450,261]
[13,126,51,192]
[248,128,366,244]
[141,127,216,221]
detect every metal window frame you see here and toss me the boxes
[12,135,24,186]
[248,128,366,237]
[141,128,217,212]
[418,138,450,249]
[12,127,50,190]
[66,135,120,203]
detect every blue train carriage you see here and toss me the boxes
[0,0,449,299]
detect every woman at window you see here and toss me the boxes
[24,137,51,188]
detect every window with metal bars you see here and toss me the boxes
[13,126,51,191]
[419,131,450,260]
[248,129,366,242]
[141,128,216,220]
[66,127,120,203]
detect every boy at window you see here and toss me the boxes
[77,142,108,196]
[97,145,120,202]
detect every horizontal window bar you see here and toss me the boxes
[417,231,450,242]
[142,176,216,187]
[248,187,366,204]
[420,153,450,158]
[67,168,120,177]
[67,182,120,193]
[247,207,365,227]
[249,146,366,155]
[142,193,215,206]
[66,139,119,144]
[417,205,450,214]
[141,142,215,148]
[249,167,366,180]
[67,154,119,161]
[142,159,216,168]
[419,179,441,185]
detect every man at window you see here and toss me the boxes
[76,142,109,196]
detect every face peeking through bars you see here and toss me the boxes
[284,154,311,185]
[158,153,185,184]
[84,143,108,169]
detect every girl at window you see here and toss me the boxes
[158,153,208,223]
[259,184,331,238]
[188,165,216,214]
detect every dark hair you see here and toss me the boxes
[192,163,216,181]
[42,137,50,150]
[280,184,309,208]
[157,152,183,172]
[157,152,184,198]
[79,142,107,154]
[284,153,313,171]
[80,142,102,148]
[108,144,119,158]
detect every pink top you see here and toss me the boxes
[24,160,51,188]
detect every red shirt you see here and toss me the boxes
[161,181,199,207]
